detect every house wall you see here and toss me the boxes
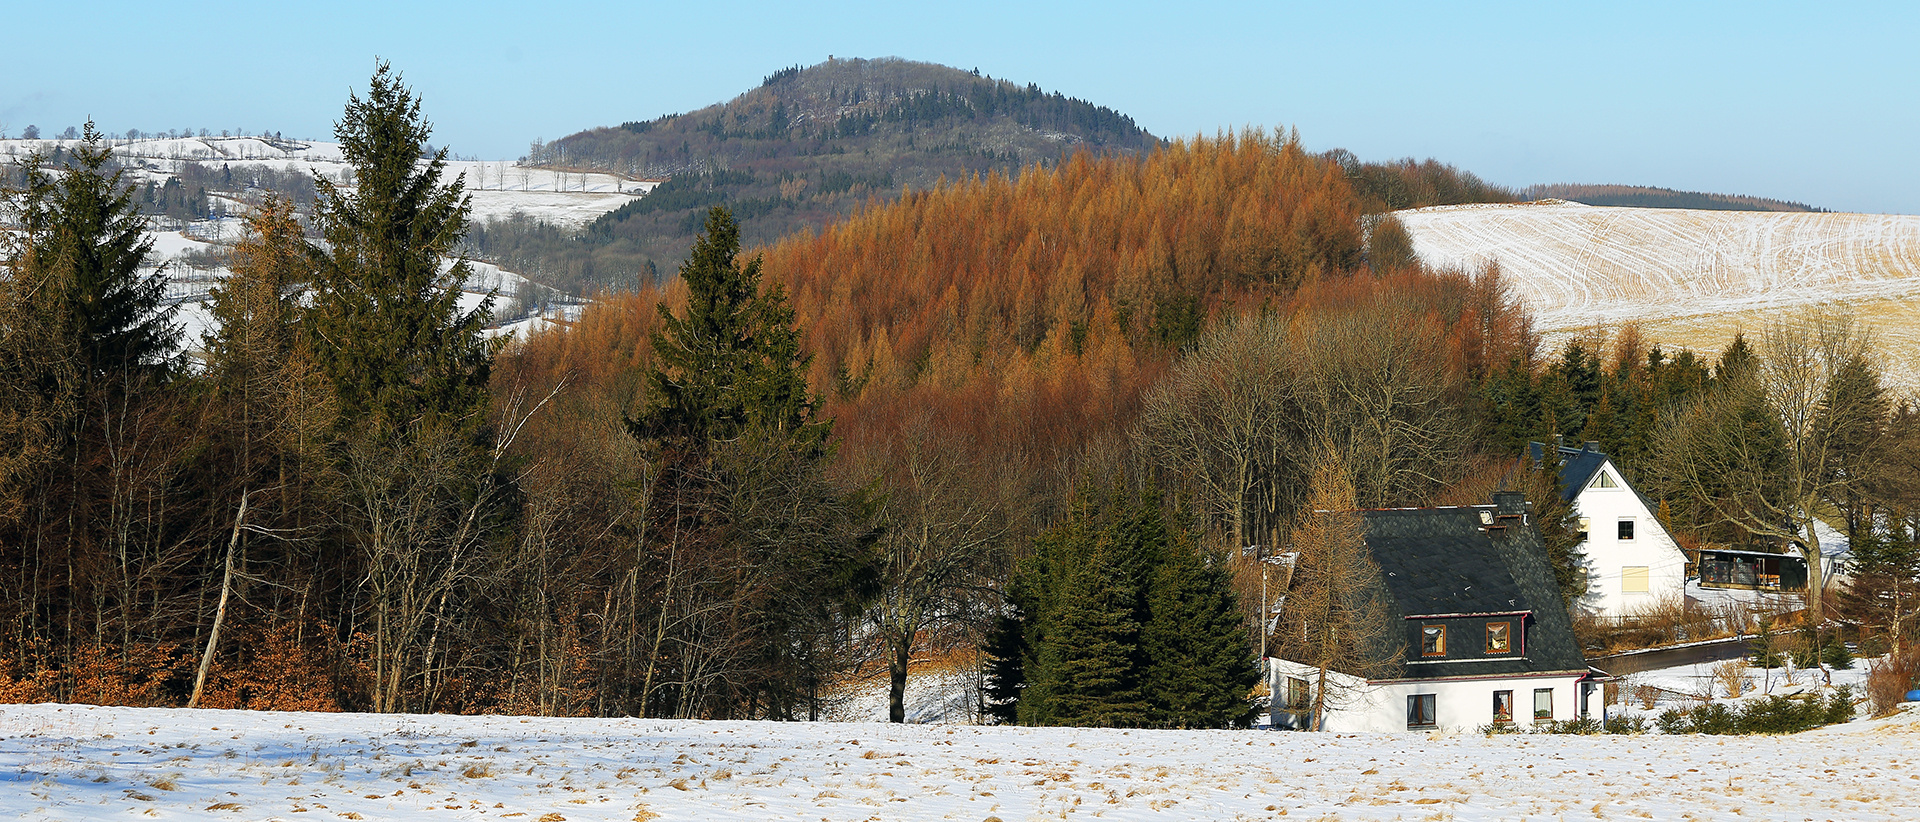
[1572,459,1688,620]
[1267,659,1591,733]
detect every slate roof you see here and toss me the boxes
[1528,440,1607,502]
[1360,494,1590,681]
[1529,440,1663,517]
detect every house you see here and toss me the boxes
[1530,440,1689,621]
[1267,492,1605,732]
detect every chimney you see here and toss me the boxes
[1584,441,1601,453]
[1553,434,1564,451]
[1492,491,1527,518]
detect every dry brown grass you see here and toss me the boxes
[1711,660,1752,699]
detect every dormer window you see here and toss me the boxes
[1421,624,1446,657]
[1486,622,1511,654]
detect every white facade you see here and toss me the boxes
[1266,659,1593,733]
[1569,458,1688,620]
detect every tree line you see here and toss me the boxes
[5,64,1915,721]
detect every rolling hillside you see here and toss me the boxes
[1397,200,1920,386]
[489,57,1163,291]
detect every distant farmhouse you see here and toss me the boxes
[1267,493,1605,732]
[1530,440,1691,619]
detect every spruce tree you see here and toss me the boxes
[1141,538,1258,728]
[6,123,177,383]
[1038,557,1148,727]
[627,205,827,453]
[307,62,494,435]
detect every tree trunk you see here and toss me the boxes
[189,490,247,709]
[888,631,912,723]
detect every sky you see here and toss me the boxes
[4,1,1916,213]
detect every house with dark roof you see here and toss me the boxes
[1267,492,1603,732]
[1530,440,1689,620]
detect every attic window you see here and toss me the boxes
[1421,625,1446,657]
[1590,471,1619,490]
[1486,622,1511,654]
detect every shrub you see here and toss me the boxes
[1825,685,1857,725]
[1478,722,1523,736]
[1690,702,1739,734]
[1656,708,1691,734]
[1650,689,1854,734]
[1822,638,1855,670]
[1536,717,1602,735]
[1865,646,1920,717]
[1604,714,1648,734]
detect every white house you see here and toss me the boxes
[1267,493,1605,732]
[1531,441,1689,621]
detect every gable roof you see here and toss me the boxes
[1360,495,1588,680]
[1528,440,1608,502]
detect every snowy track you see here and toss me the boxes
[4,703,1917,820]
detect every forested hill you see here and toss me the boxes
[476,58,1162,292]
[1524,183,1825,212]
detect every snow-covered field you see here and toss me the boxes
[4,700,1916,821]
[1396,201,1920,387]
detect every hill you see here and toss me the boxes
[1396,200,1920,386]
[1525,183,1824,213]
[474,57,1164,292]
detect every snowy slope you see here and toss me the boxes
[3,700,1916,821]
[3,136,616,351]
[2,136,655,230]
[1397,201,1920,386]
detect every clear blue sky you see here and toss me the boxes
[5,1,1916,213]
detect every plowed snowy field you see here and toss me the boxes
[4,703,1917,821]
[1397,201,1920,387]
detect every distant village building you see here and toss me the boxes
[1267,493,1604,732]
[1530,441,1690,620]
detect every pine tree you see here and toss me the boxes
[307,62,494,435]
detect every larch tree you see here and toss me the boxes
[1272,453,1402,731]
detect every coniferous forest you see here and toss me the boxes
[5,63,1919,726]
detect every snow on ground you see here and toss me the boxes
[1396,200,1920,387]
[3,136,653,230]
[4,700,1917,821]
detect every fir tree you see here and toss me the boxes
[1037,557,1148,727]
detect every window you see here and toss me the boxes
[1286,677,1310,710]
[1621,566,1650,594]
[1408,694,1437,728]
[1534,688,1554,721]
[1421,624,1447,657]
[1590,471,1618,489]
[1576,517,1590,541]
[1485,622,1511,654]
[1492,690,1514,723]
[1618,519,1635,541]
